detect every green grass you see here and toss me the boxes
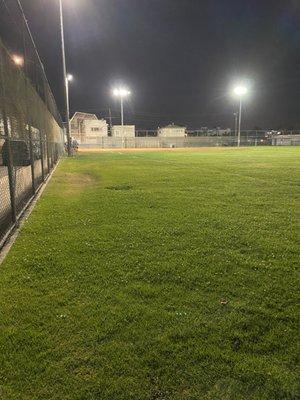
[0,147,299,399]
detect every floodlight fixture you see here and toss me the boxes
[12,54,24,66]
[233,85,248,96]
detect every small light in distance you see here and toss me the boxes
[12,54,24,66]
[67,74,73,82]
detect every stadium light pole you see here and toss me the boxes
[66,73,73,137]
[233,112,238,138]
[233,85,248,147]
[113,88,131,125]
[66,73,74,112]
[59,0,72,156]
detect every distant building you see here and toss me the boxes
[216,128,231,136]
[111,125,135,138]
[70,112,108,144]
[272,134,300,146]
[158,124,186,137]
[205,128,231,136]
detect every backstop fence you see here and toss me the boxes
[0,0,64,248]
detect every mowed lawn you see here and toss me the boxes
[0,147,299,400]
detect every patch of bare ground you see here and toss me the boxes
[56,172,96,196]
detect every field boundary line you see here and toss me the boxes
[0,160,61,265]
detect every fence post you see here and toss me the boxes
[46,139,50,174]
[39,130,45,181]
[0,48,17,223]
[28,126,36,195]
[50,142,54,167]
[3,125,17,224]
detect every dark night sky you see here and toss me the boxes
[21,0,300,129]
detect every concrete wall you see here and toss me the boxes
[112,125,135,138]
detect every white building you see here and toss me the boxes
[216,128,231,136]
[272,134,300,146]
[111,125,135,138]
[70,112,108,144]
[158,124,186,137]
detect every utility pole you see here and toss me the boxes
[59,0,71,156]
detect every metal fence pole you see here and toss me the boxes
[0,48,17,223]
[39,130,45,181]
[2,130,17,224]
[51,142,54,168]
[46,139,50,174]
[28,126,36,194]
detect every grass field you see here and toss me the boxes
[0,147,299,399]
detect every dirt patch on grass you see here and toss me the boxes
[57,172,96,196]
[253,163,274,168]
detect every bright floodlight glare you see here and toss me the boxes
[12,54,24,66]
[113,87,131,97]
[67,74,73,82]
[233,85,248,96]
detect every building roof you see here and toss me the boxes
[70,112,98,121]
[160,124,186,129]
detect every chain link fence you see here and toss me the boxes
[0,0,64,248]
[79,133,300,149]
[78,135,271,149]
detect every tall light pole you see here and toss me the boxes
[113,88,131,125]
[234,112,238,138]
[59,0,72,156]
[233,85,248,147]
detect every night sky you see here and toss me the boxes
[22,0,300,130]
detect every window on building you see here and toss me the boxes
[91,127,100,131]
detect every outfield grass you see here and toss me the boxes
[0,147,299,399]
